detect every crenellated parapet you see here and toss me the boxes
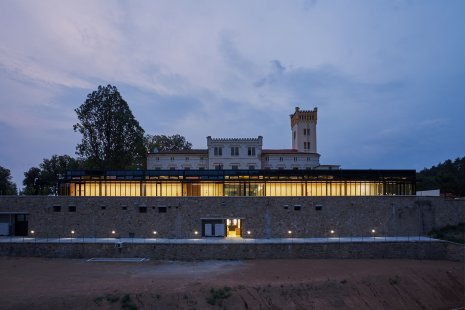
[290,107,318,128]
[207,136,263,143]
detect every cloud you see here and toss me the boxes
[0,0,465,187]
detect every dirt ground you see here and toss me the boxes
[0,257,463,310]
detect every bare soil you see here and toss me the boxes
[0,257,463,309]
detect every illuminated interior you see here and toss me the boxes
[226,218,241,237]
[60,170,415,197]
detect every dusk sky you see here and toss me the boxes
[1,0,464,187]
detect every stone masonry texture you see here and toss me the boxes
[0,196,464,239]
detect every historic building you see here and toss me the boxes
[147,107,322,171]
[58,107,414,198]
[1,106,439,240]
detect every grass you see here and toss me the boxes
[105,294,120,303]
[93,296,104,304]
[428,223,465,244]
[121,294,138,310]
[206,287,232,306]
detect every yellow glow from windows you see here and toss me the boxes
[265,182,303,196]
[64,180,410,196]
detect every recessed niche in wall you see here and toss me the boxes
[101,206,106,210]
[122,206,128,210]
[68,206,76,212]
[294,206,301,211]
[158,207,167,213]
[53,206,61,212]
[139,207,147,213]
[315,205,322,211]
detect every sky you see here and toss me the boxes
[1,0,465,188]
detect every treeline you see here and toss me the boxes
[416,157,465,197]
[1,84,191,195]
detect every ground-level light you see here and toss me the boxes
[288,230,292,235]
[194,231,198,235]
[247,230,251,235]
[330,230,335,234]
[111,230,116,234]
[153,231,157,235]
[30,230,35,234]
[71,230,75,235]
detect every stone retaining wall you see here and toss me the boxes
[0,241,463,262]
[1,196,464,239]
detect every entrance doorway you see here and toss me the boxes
[201,218,243,238]
[0,213,28,236]
[226,218,242,237]
[202,219,225,237]
[14,214,28,236]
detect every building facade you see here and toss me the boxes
[147,107,323,171]
[60,107,414,198]
[1,106,440,240]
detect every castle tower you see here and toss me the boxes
[290,107,317,153]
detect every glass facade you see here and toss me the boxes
[60,169,415,197]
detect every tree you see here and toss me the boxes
[22,155,81,195]
[144,134,192,153]
[22,167,44,195]
[0,166,17,195]
[74,85,145,169]
[417,156,465,197]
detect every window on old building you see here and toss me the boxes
[248,147,255,156]
[231,147,239,156]
[214,147,223,156]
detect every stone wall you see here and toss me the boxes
[0,241,463,261]
[0,196,464,239]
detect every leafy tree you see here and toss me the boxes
[417,156,465,196]
[145,134,192,152]
[74,85,145,169]
[0,166,17,195]
[22,155,80,195]
[22,167,44,195]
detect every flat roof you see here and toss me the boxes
[62,169,416,181]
